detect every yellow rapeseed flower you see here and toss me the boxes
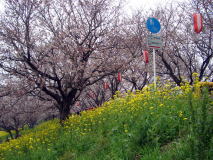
[179,111,183,117]
[159,104,164,107]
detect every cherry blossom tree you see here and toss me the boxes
[0,0,131,121]
[0,79,55,139]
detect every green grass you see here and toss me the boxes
[0,85,212,160]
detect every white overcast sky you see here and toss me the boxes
[0,0,185,14]
[0,0,4,14]
[124,0,186,15]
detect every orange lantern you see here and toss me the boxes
[143,50,149,63]
[193,13,203,34]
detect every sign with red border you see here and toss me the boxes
[147,35,162,49]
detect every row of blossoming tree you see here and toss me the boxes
[0,0,212,136]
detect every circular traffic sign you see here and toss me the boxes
[146,18,161,34]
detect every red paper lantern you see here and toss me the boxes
[87,91,96,98]
[75,101,81,106]
[193,13,203,34]
[143,50,149,63]
[117,72,122,82]
[103,82,109,89]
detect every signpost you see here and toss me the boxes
[146,17,161,90]
[147,35,162,49]
[146,18,161,34]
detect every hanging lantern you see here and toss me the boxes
[193,13,203,34]
[143,50,149,63]
[87,91,96,98]
[75,101,81,107]
[103,82,109,89]
[117,72,122,82]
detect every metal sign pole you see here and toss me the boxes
[153,48,156,90]
[146,17,161,91]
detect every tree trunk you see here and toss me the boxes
[59,103,71,122]
[8,130,14,139]
[58,89,78,123]
[14,129,20,139]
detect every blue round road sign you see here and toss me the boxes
[146,18,161,34]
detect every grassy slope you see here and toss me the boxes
[0,85,212,160]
